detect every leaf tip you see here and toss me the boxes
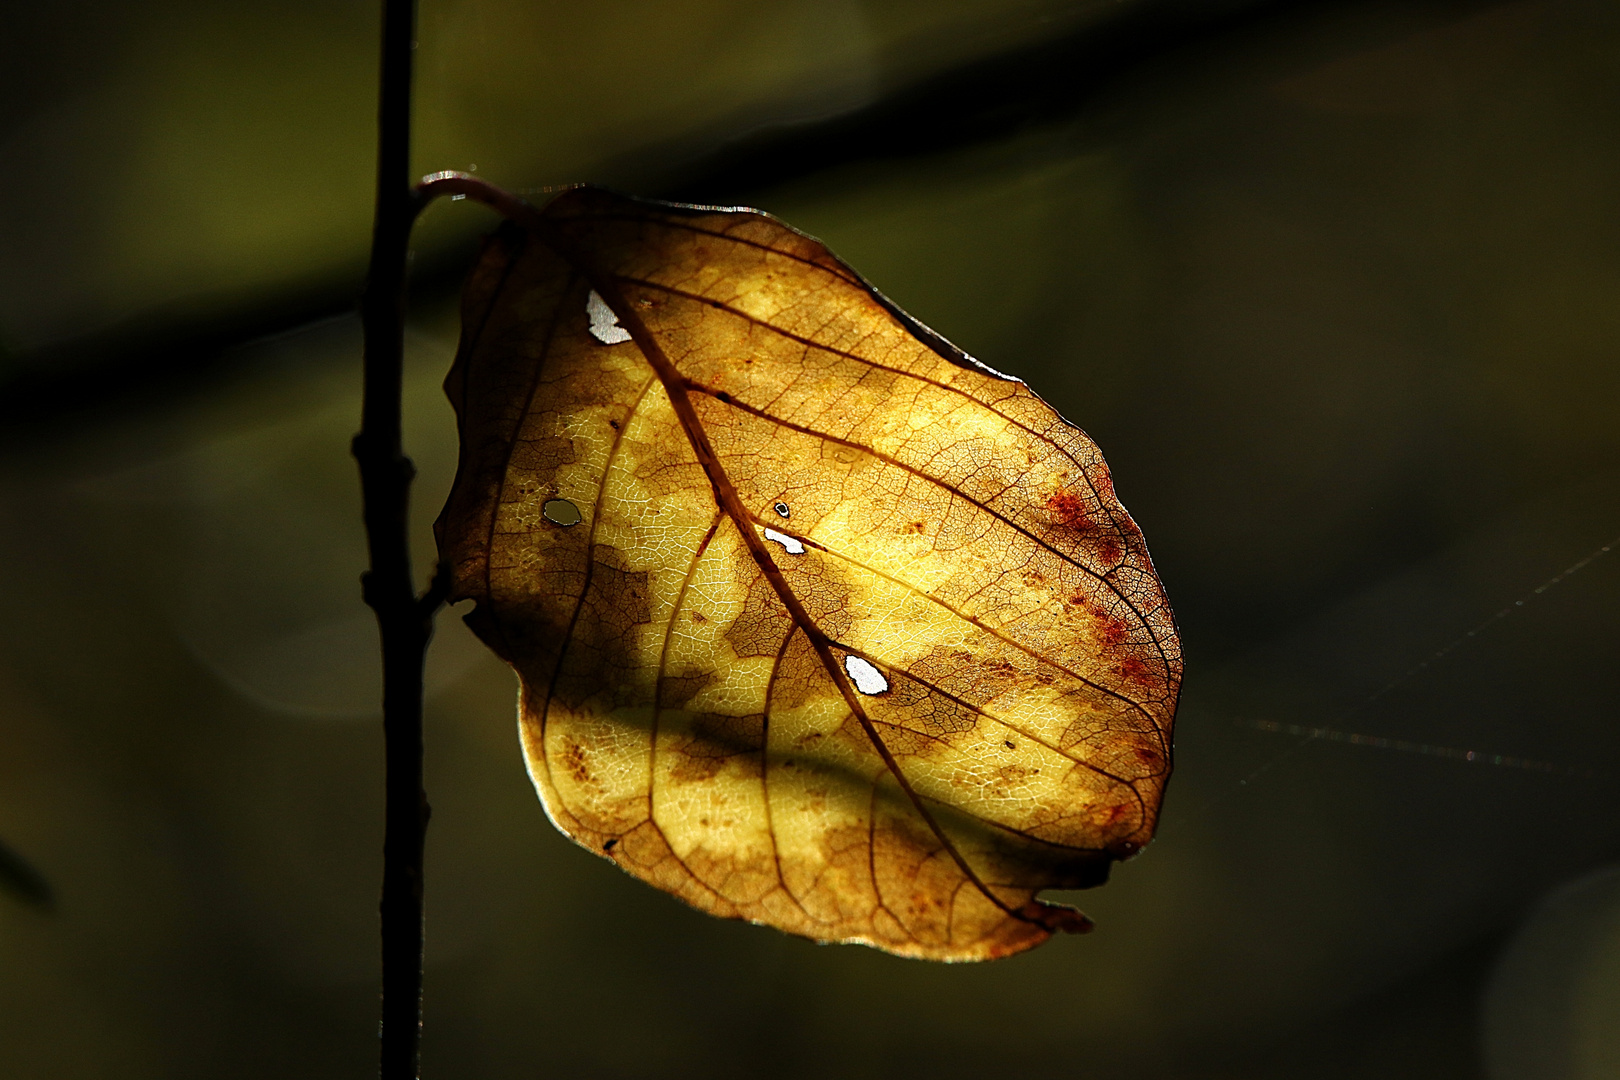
[1019,899,1094,936]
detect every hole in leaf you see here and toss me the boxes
[586,290,631,345]
[542,499,582,527]
[773,501,790,518]
[763,527,805,554]
[843,656,889,695]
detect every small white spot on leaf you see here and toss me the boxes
[763,527,805,554]
[843,656,888,695]
[587,290,632,345]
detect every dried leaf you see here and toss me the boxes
[436,187,1181,960]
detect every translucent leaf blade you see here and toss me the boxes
[436,187,1182,961]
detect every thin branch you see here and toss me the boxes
[356,23,545,1078]
[356,0,433,1078]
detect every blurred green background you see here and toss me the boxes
[3,0,1619,1077]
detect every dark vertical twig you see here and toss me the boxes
[355,0,438,1077]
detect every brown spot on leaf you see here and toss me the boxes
[658,670,715,710]
[563,741,592,786]
[1045,489,1091,529]
[1118,657,1153,684]
[724,570,792,660]
[668,712,765,783]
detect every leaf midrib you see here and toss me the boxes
[539,221,1036,930]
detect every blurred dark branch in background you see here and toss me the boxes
[644,0,1321,203]
[0,0,1490,437]
[0,837,54,912]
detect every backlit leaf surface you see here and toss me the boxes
[435,187,1181,960]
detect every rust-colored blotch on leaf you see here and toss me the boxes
[435,187,1182,961]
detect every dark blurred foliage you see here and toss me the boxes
[2,1,1619,1077]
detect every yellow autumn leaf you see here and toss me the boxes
[435,186,1182,961]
